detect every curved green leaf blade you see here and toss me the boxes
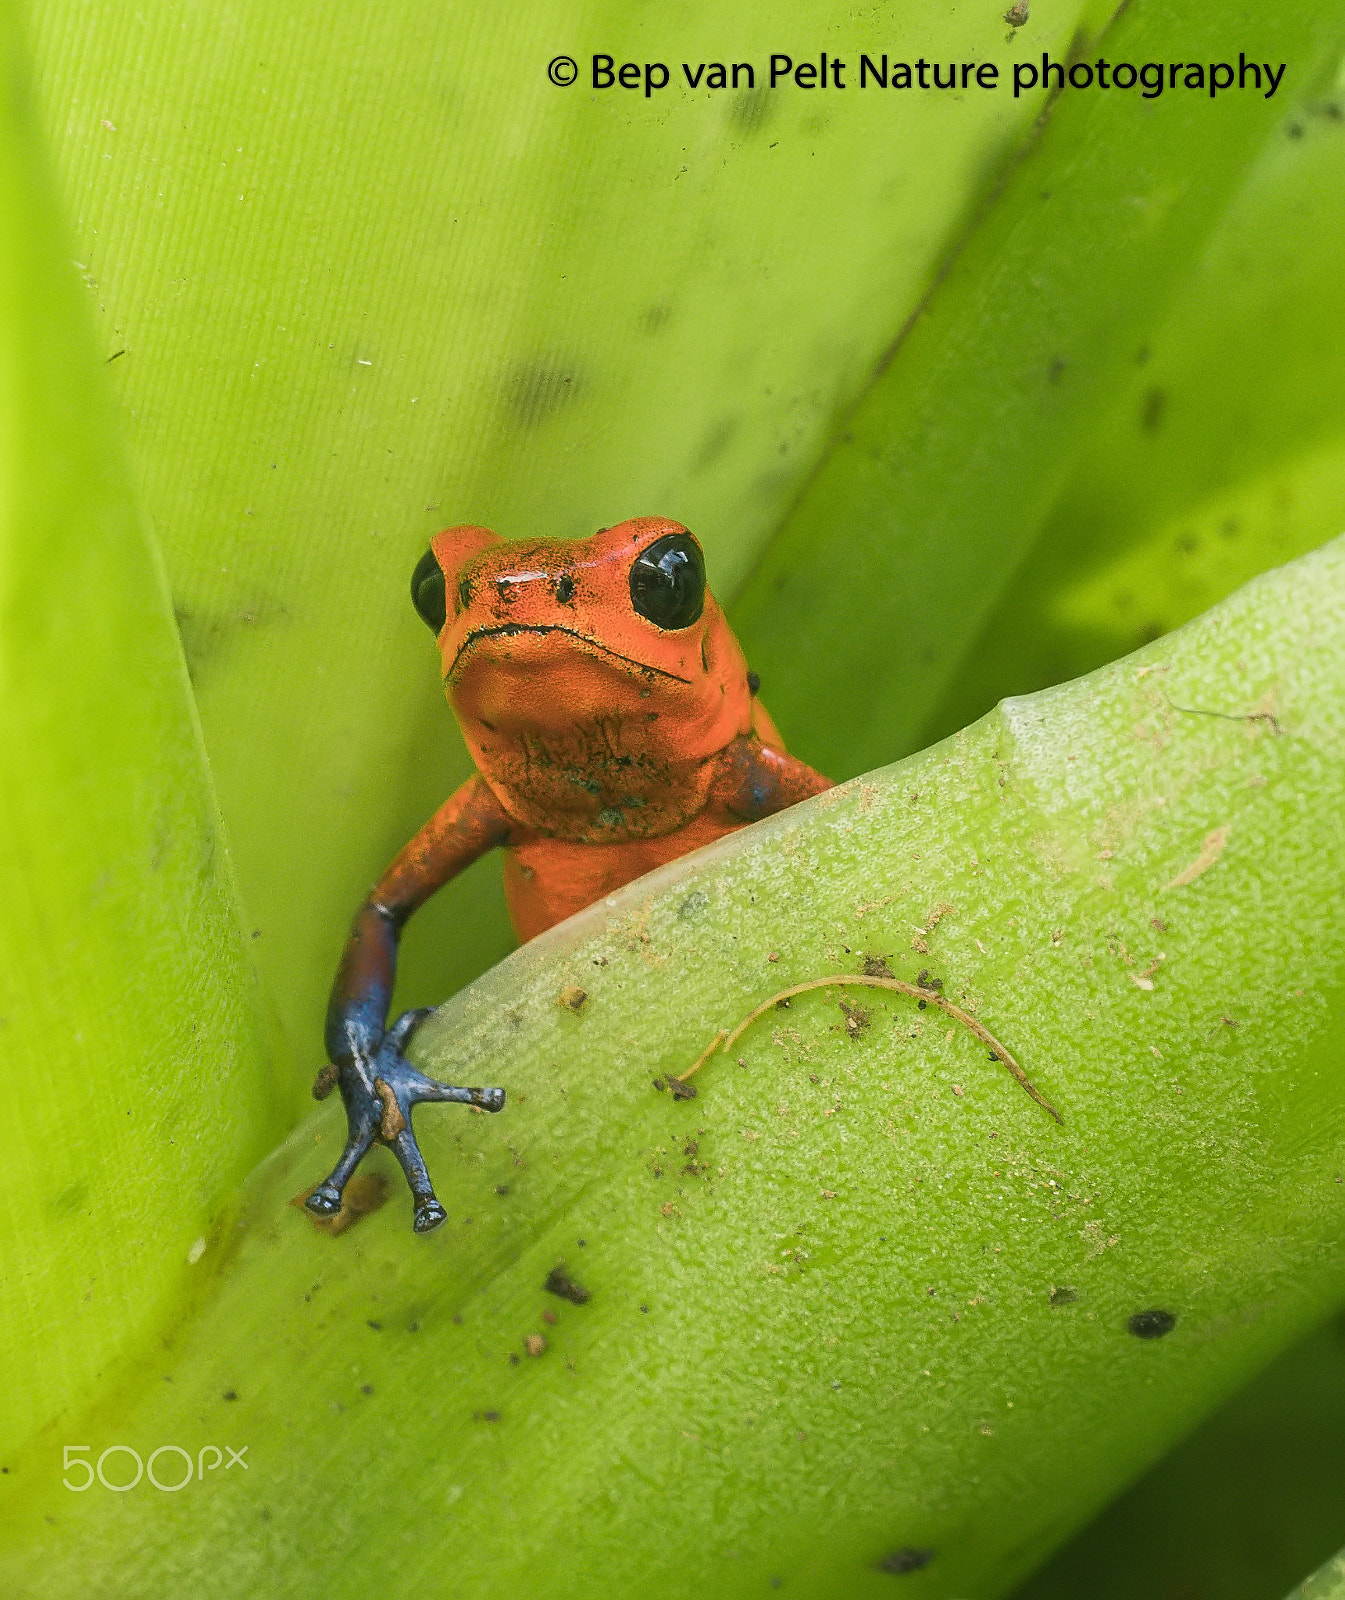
[4,537,1341,1597]
[0,9,281,1460]
[731,3,1345,781]
[927,90,1345,747]
[1286,1549,1345,1600]
[1014,1315,1345,1600]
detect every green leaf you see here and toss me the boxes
[1286,1549,1345,1600]
[731,3,1345,780]
[4,537,1342,1598]
[0,8,281,1460]
[1014,1315,1345,1600]
[926,82,1345,747]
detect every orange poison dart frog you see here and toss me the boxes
[305,518,831,1231]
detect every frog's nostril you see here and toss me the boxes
[555,573,576,604]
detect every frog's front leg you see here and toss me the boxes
[306,776,515,1233]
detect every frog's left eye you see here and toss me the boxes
[629,532,705,631]
[411,548,447,634]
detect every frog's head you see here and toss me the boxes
[409,518,753,770]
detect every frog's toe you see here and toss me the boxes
[304,1182,345,1217]
[413,1197,449,1233]
[385,1006,434,1052]
[382,1053,505,1115]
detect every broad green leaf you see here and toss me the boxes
[1014,1314,1345,1600]
[1286,1550,1345,1600]
[927,84,1345,747]
[4,537,1341,1598]
[0,8,280,1460]
[731,4,1345,781]
[27,0,1095,1093]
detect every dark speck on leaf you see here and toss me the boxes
[222,1389,239,1402]
[1049,1286,1078,1306]
[863,954,893,979]
[879,1547,934,1575]
[1128,1308,1177,1339]
[544,1266,592,1305]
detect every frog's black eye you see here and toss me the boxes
[410,547,447,635]
[629,532,705,631]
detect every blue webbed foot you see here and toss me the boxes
[305,1008,505,1232]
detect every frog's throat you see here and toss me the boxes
[446,623,693,685]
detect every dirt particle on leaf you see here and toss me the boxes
[544,1266,592,1305]
[311,1063,338,1100]
[473,1409,501,1422]
[1163,826,1229,891]
[840,1000,870,1039]
[558,985,588,1012]
[878,1547,934,1575]
[1128,1308,1177,1339]
[524,1334,547,1357]
[1049,1285,1078,1306]
[863,954,894,979]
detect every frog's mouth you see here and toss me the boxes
[448,623,693,685]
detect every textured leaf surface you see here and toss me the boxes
[0,8,279,1460]
[1015,1316,1345,1600]
[4,541,1341,1599]
[731,4,1345,781]
[1286,1550,1345,1600]
[928,81,1345,749]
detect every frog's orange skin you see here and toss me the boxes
[307,518,831,1232]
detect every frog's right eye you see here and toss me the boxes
[411,548,447,634]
